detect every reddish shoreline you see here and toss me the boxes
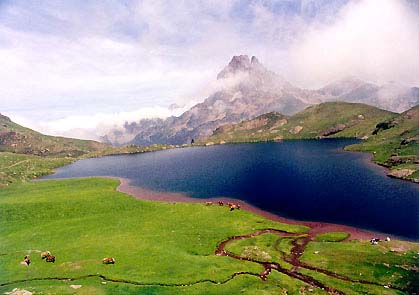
[111,176,389,241]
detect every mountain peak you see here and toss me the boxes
[217,54,271,80]
[217,55,251,79]
[250,55,259,64]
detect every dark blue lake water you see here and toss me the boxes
[44,139,418,239]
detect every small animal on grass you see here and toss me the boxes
[45,255,56,263]
[218,201,224,206]
[370,238,380,245]
[205,201,213,206]
[102,257,115,264]
[22,255,30,266]
[40,250,51,259]
[228,203,241,211]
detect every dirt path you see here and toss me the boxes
[2,160,29,169]
[215,228,408,294]
[0,272,262,288]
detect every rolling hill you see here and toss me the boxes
[204,102,396,143]
[0,113,109,158]
[0,114,171,185]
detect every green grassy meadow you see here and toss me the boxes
[0,178,417,294]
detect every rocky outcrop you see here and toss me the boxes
[237,117,269,131]
[320,124,347,137]
[289,126,303,134]
[388,169,416,179]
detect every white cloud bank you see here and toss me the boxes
[0,0,418,140]
[287,0,419,88]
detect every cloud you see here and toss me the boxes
[0,0,418,140]
[12,104,194,141]
[287,0,419,88]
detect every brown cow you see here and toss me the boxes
[102,257,115,264]
[229,203,241,211]
[218,201,224,206]
[45,255,55,263]
[41,250,51,259]
[23,255,30,266]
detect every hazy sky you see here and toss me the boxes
[1,0,418,139]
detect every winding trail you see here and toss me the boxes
[2,160,29,169]
[0,272,261,288]
[215,228,408,294]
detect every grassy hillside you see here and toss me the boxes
[346,106,419,181]
[0,114,110,157]
[0,114,180,186]
[0,178,417,294]
[204,102,395,143]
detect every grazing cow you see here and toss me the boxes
[218,201,224,206]
[370,238,380,245]
[102,257,115,264]
[41,251,51,259]
[23,255,30,266]
[45,255,55,263]
[228,203,241,211]
[205,201,213,206]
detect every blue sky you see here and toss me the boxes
[0,0,418,139]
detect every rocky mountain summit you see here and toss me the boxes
[102,55,418,146]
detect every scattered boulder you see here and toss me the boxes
[237,117,268,131]
[387,156,417,165]
[401,136,419,145]
[205,142,215,146]
[289,125,303,134]
[70,285,82,289]
[388,169,416,179]
[320,124,346,137]
[357,114,365,120]
[270,119,288,129]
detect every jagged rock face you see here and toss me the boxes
[103,56,418,146]
[107,55,310,146]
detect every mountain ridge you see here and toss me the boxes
[103,55,418,146]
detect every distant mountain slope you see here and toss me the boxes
[205,102,396,143]
[113,55,311,146]
[103,56,418,146]
[319,78,419,113]
[0,113,109,157]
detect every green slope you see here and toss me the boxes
[346,106,419,181]
[1,178,417,294]
[204,102,395,143]
[0,114,175,186]
[0,114,109,157]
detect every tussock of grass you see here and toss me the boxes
[314,232,350,242]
